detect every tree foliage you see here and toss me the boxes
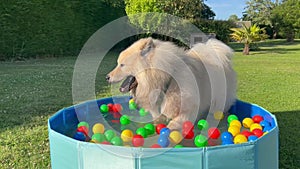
[192,19,235,43]
[243,0,300,40]
[228,15,239,22]
[230,24,269,55]
[124,0,215,32]
[243,0,279,26]
[271,0,300,41]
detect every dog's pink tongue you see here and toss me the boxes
[119,76,136,93]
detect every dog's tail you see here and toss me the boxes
[187,39,233,67]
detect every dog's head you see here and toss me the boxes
[106,37,155,93]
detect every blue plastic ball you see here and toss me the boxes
[222,140,234,145]
[74,132,86,141]
[160,128,171,137]
[263,126,272,132]
[221,131,233,142]
[260,120,270,128]
[248,135,258,142]
[157,135,170,148]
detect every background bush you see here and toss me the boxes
[191,19,236,43]
[0,0,125,60]
[0,1,234,60]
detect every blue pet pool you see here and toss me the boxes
[48,96,278,169]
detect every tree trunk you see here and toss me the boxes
[243,43,250,55]
[286,31,294,42]
[272,30,277,39]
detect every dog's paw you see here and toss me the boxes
[167,120,181,130]
[153,114,168,125]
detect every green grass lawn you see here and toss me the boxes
[0,39,299,169]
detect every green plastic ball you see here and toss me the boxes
[120,115,131,125]
[227,114,239,124]
[174,144,184,148]
[100,104,109,113]
[77,121,89,129]
[139,108,149,117]
[197,119,209,130]
[136,127,148,138]
[104,130,116,141]
[144,123,155,135]
[110,136,123,146]
[129,102,137,110]
[194,135,208,147]
[91,133,106,143]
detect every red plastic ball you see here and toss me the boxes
[107,103,114,112]
[150,144,162,148]
[156,124,167,134]
[208,139,218,146]
[77,126,89,136]
[182,121,194,131]
[101,141,111,145]
[240,130,253,139]
[207,127,221,139]
[252,115,264,123]
[112,104,123,112]
[112,112,122,119]
[132,135,144,147]
[252,129,264,137]
[182,130,194,139]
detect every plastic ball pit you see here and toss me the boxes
[48,96,278,169]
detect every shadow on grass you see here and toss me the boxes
[259,39,300,47]
[228,39,300,54]
[252,47,300,55]
[272,110,300,169]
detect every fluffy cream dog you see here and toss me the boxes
[107,37,236,129]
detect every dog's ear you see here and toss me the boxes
[141,37,155,57]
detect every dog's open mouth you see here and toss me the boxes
[119,75,138,93]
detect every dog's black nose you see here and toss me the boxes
[106,75,110,81]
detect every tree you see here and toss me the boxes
[271,0,300,42]
[124,0,215,32]
[243,0,279,38]
[228,14,239,22]
[230,24,269,55]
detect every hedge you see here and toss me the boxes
[0,1,234,60]
[0,0,125,60]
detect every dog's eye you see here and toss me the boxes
[120,64,125,67]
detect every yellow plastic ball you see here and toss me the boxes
[129,99,135,104]
[228,125,240,137]
[234,134,248,144]
[92,123,105,134]
[121,129,134,142]
[242,118,254,128]
[214,111,224,120]
[250,123,263,132]
[169,130,183,144]
[230,120,242,129]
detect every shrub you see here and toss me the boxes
[0,0,125,60]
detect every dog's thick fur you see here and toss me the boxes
[107,37,236,129]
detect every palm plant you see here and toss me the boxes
[230,24,268,55]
